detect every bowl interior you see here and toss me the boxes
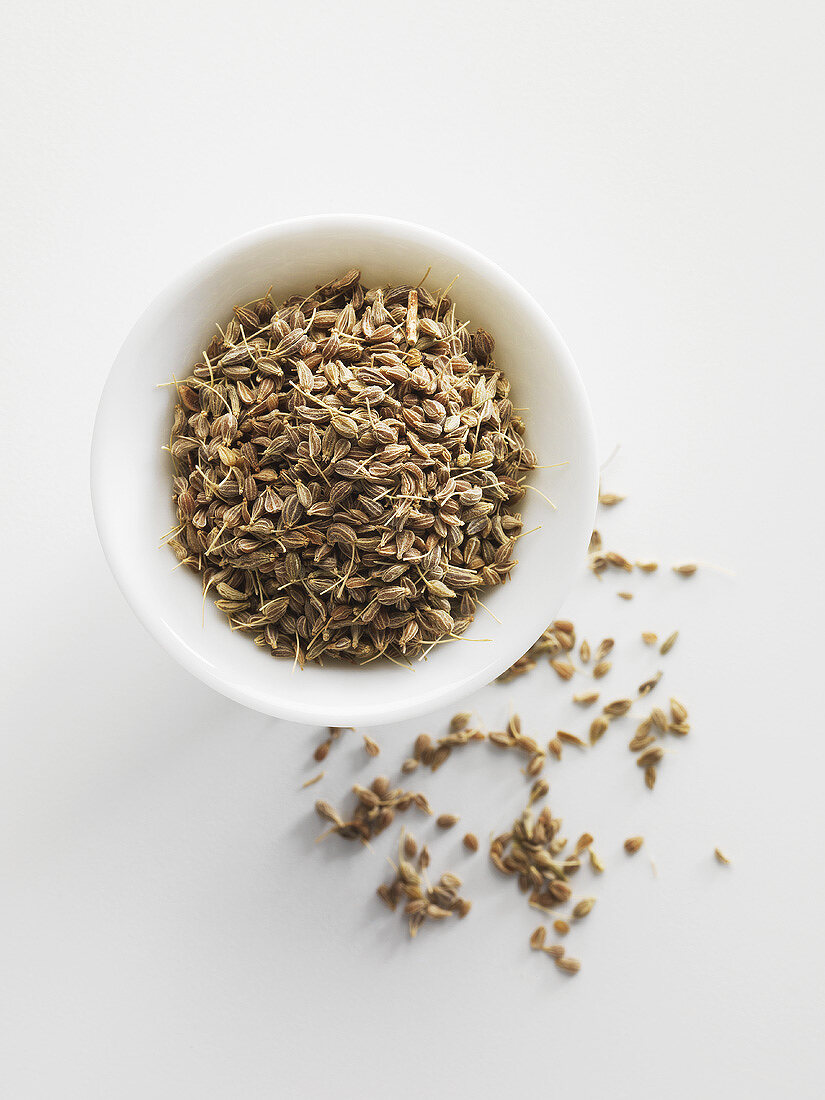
[92,217,598,725]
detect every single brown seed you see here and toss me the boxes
[589,848,605,873]
[314,740,330,762]
[593,660,612,679]
[526,752,546,776]
[650,707,668,731]
[595,638,614,662]
[579,639,591,663]
[418,845,430,869]
[599,491,625,506]
[629,732,656,753]
[401,757,420,773]
[624,836,644,854]
[413,793,433,815]
[463,832,479,852]
[530,926,547,950]
[673,564,698,576]
[573,690,599,706]
[550,658,575,681]
[556,956,581,974]
[548,737,563,760]
[572,897,596,919]
[617,591,634,600]
[714,848,731,865]
[575,832,594,854]
[670,698,688,723]
[449,712,472,733]
[314,800,343,826]
[553,619,574,634]
[553,919,570,936]
[668,721,690,736]
[635,561,658,572]
[641,631,658,645]
[376,883,397,911]
[645,765,657,789]
[436,813,460,829]
[543,944,566,960]
[589,716,610,744]
[660,630,679,655]
[529,778,550,805]
[557,731,587,748]
[371,775,390,800]
[403,833,418,859]
[300,772,324,789]
[637,746,664,767]
[363,735,380,757]
[414,733,432,760]
[603,698,633,717]
[638,671,663,697]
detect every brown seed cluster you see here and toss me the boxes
[377,835,471,937]
[497,620,576,683]
[168,271,537,666]
[488,714,546,777]
[315,776,432,841]
[411,715,486,772]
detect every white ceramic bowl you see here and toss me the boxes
[91,216,598,726]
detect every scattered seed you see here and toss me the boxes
[641,632,658,645]
[660,631,679,655]
[419,844,430,869]
[553,919,570,936]
[636,561,658,572]
[589,848,605,873]
[714,848,731,865]
[673,564,698,576]
[543,944,566,960]
[579,640,591,663]
[644,765,657,789]
[617,591,634,600]
[548,737,563,760]
[556,956,581,974]
[651,707,668,731]
[314,741,330,762]
[589,716,610,745]
[300,771,325,789]
[557,730,587,748]
[449,712,472,733]
[593,660,612,679]
[638,671,663,697]
[599,492,625,506]
[404,833,418,859]
[595,638,614,662]
[573,690,599,706]
[436,813,460,829]
[636,746,664,767]
[668,721,690,736]
[401,757,419,774]
[624,836,644,854]
[463,832,479,852]
[530,926,547,950]
[575,833,594,854]
[550,658,575,681]
[603,698,633,717]
[529,778,550,805]
[572,898,596,919]
[670,698,688,723]
[363,735,380,757]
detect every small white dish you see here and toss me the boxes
[91,215,598,726]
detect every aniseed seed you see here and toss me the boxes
[660,630,679,655]
[599,491,625,506]
[637,746,664,767]
[401,757,419,773]
[651,707,668,731]
[530,926,547,950]
[593,660,612,679]
[449,712,472,733]
[575,832,594,854]
[673,564,698,576]
[550,658,575,681]
[589,716,610,744]
[641,632,658,645]
[595,638,614,662]
[553,919,570,936]
[557,730,587,748]
[463,833,479,852]
[644,765,657,789]
[714,848,731,865]
[670,697,688,723]
[556,956,581,973]
[436,813,460,829]
[404,833,418,859]
[363,735,380,757]
[617,591,633,600]
[543,944,566,960]
[603,698,633,717]
[548,737,563,760]
[579,640,591,663]
[636,561,658,572]
[573,691,599,706]
[572,898,596,919]
[624,836,644,854]
[589,849,605,873]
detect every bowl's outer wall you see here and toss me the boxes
[92,216,599,724]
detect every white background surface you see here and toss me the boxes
[2,2,824,1097]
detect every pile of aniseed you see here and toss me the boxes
[167,270,536,666]
[309,488,730,978]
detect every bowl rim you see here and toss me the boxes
[91,214,598,725]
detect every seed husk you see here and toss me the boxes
[463,832,479,852]
[589,848,605,873]
[624,836,644,854]
[714,848,731,865]
[660,630,679,655]
[436,813,460,829]
[363,735,380,757]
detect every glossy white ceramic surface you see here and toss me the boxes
[91,216,598,724]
